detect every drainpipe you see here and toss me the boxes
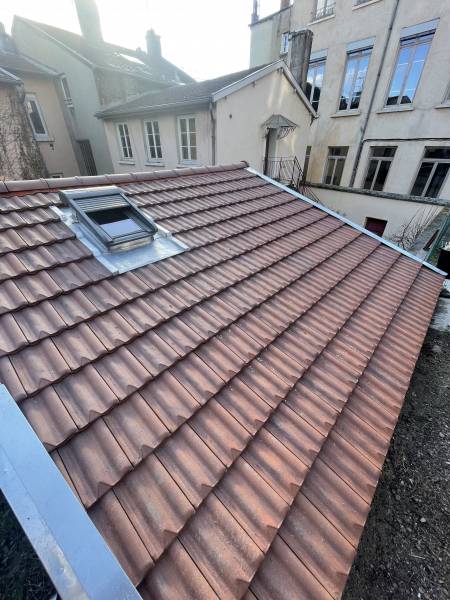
[349,0,400,187]
[209,100,216,165]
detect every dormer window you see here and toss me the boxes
[60,186,157,250]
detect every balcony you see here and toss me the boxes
[311,1,335,21]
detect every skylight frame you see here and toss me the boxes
[60,186,158,250]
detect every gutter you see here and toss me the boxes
[0,385,141,600]
[349,0,400,187]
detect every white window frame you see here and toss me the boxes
[385,32,433,107]
[144,120,163,164]
[177,115,197,163]
[410,148,450,198]
[323,147,348,186]
[280,32,289,55]
[25,93,49,140]
[313,0,335,21]
[306,59,326,112]
[338,47,372,112]
[60,76,73,107]
[362,146,397,191]
[116,122,134,161]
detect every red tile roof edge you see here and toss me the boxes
[0,162,249,197]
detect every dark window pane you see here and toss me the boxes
[365,217,387,236]
[333,158,345,185]
[324,159,334,184]
[372,146,396,158]
[191,147,197,160]
[89,208,143,237]
[363,159,378,189]
[180,119,187,133]
[426,163,450,198]
[411,162,433,195]
[424,147,450,160]
[182,146,189,160]
[373,159,391,191]
[28,100,46,134]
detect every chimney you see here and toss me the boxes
[289,29,313,93]
[251,0,259,24]
[146,29,161,60]
[75,0,103,44]
[0,23,16,52]
[280,0,290,9]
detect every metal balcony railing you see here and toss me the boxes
[311,1,335,21]
[263,156,321,203]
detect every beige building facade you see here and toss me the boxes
[98,63,315,175]
[250,0,450,201]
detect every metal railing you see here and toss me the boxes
[263,156,321,203]
[311,1,335,21]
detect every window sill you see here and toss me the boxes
[35,136,54,142]
[118,160,136,165]
[435,103,450,110]
[331,110,361,118]
[307,13,335,26]
[352,0,383,10]
[376,105,414,114]
[177,162,200,168]
[145,162,165,167]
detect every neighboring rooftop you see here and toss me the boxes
[13,15,193,85]
[0,49,58,78]
[0,163,444,599]
[97,64,268,117]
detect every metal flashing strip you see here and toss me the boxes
[247,167,447,276]
[310,49,328,62]
[347,36,376,52]
[0,385,141,600]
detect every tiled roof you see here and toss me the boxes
[0,163,443,599]
[0,49,58,77]
[97,65,268,118]
[14,16,193,85]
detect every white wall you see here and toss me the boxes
[22,75,80,177]
[215,68,312,171]
[103,109,213,173]
[251,0,450,198]
[310,184,445,240]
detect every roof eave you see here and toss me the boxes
[96,97,210,119]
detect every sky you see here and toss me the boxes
[2,0,280,80]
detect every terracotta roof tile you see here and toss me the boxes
[0,162,444,598]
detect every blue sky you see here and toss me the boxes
[2,0,280,80]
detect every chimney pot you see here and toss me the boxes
[251,0,259,24]
[289,29,313,93]
[146,29,161,59]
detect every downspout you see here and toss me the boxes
[209,99,216,165]
[349,0,400,187]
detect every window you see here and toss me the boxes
[25,94,48,139]
[411,147,450,198]
[117,123,133,160]
[62,186,158,249]
[313,0,335,21]
[178,116,197,162]
[363,146,397,191]
[324,147,348,185]
[144,120,162,162]
[354,0,372,5]
[365,217,387,236]
[280,32,289,55]
[386,32,433,106]
[306,59,325,111]
[61,76,73,107]
[303,146,311,180]
[339,48,371,111]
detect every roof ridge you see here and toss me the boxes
[0,163,249,196]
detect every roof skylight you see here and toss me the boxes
[60,186,157,250]
[57,186,187,274]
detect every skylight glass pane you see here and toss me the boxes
[89,208,143,237]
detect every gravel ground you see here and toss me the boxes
[0,329,448,599]
[344,327,450,600]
